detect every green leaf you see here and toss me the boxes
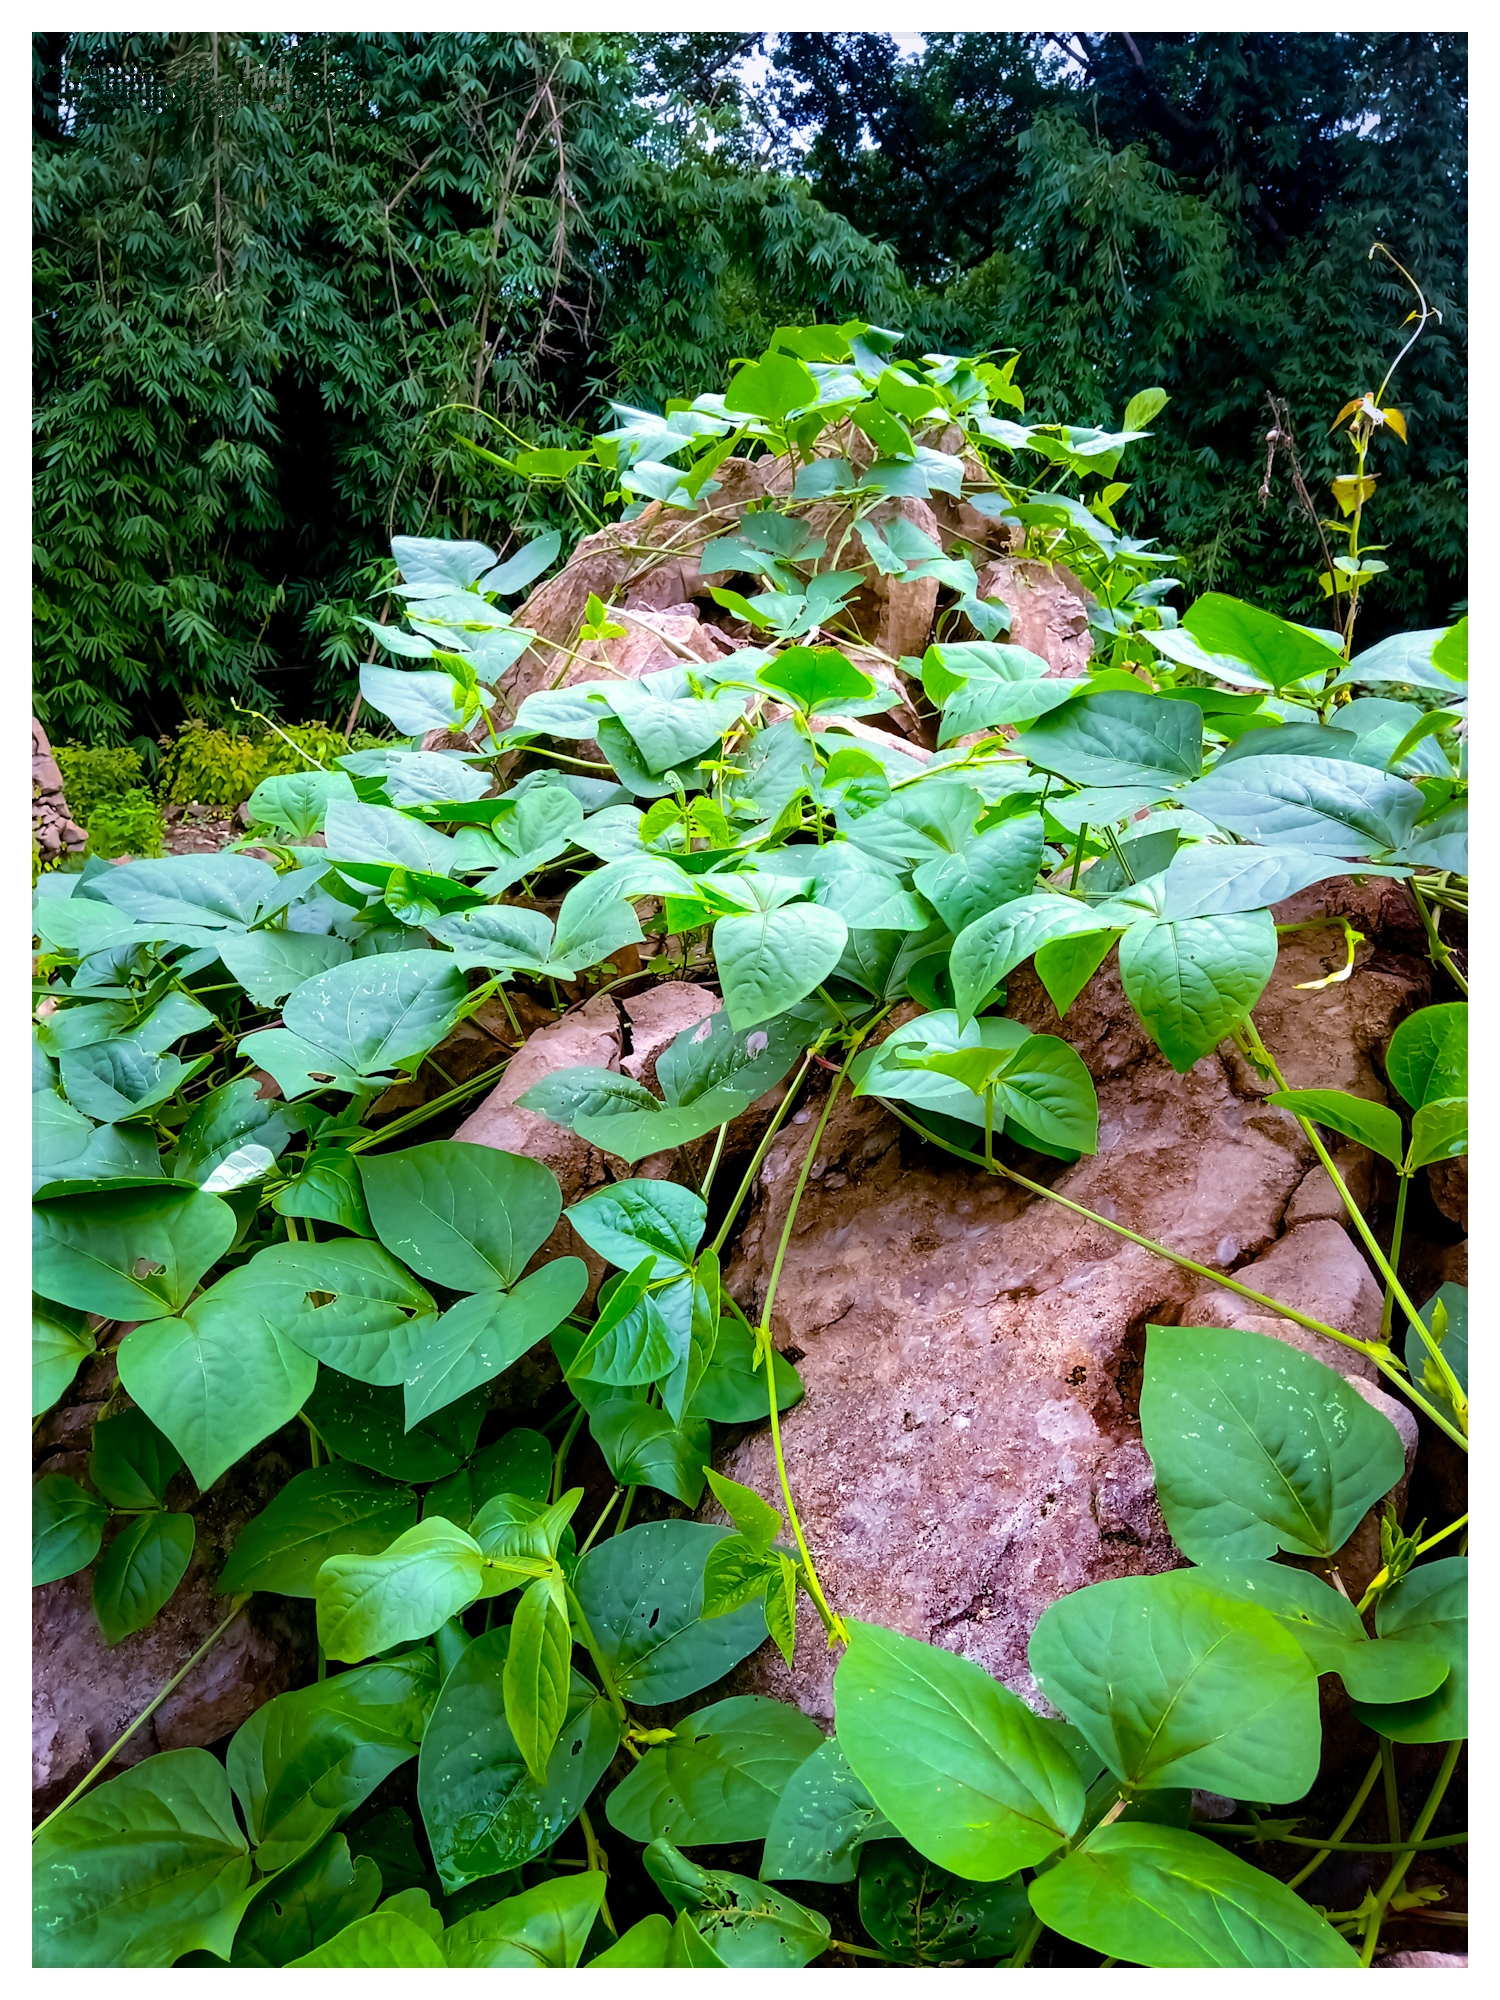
[835,1619,1085,1880]
[912,816,1043,935]
[418,1625,622,1890]
[566,1257,682,1388]
[282,952,468,1076]
[273,1150,373,1235]
[1351,1558,1468,1743]
[565,1177,706,1275]
[33,1748,254,1967]
[714,901,848,1030]
[33,1473,108,1585]
[209,1239,436,1387]
[1385,1001,1466,1108]
[643,1839,831,1967]
[1333,628,1461,691]
[301,1374,486,1481]
[1021,690,1202,787]
[441,1871,607,1968]
[59,1042,207,1125]
[586,1914,674,1966]
[1406,1282,1467,1405]
[607,1696,824,1846]
[689,1313,804,1423]
[761,1736,896,1883]
[230,1832,381,1967]
[703,1465,782,1549]
[404,1259,587,1425]
[90,1406,182,1509]
[1141,1326,1408,1562]
[93,852,279,929]
[1028,1570,1321,1798]
[218,1464,419,1598]
[1183,754,1423,856]
[1034,929,1117,1017]
[588,1397,713,1505]
[1189,1560,1448,1705]
[723,352,818,424]
[573,1519,771,1702]
[33,1298,96,1416]
[1030,1822,1359,1968]
[227,1650,437,1870]
[216,930,352,1006]
[93,1512,195,1644]
[33,1185,237,1321]
[116,1290,319,1491]
[950,893,1109,1026]
[317,1517,490,1661]
[1408,1096,1467,1168]
[1430,615,1468,681]
[356,1139,562,1292]
[1119,910,1277,1071]
[289,1909,446,1967]
[504,1571,574,1785]
[1266,1088,1405,1165]
[1183,593,1345,692]
[757,645,879,714]
[1122,387,1169,430]
[858,1837,1030,1962]
[172,1076,301,1185]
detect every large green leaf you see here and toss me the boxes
[272,1150,374,1235]
[289,1908,446,1967]
[1183,754,1423,855]
[172,1076,301,1185]
[227,1650,437,1870]
[281,952,468,1075]
[565,1259,683,1387]
[1190,1561,1448,1705]
[215,930,352,1007]
[218,1464,419,1597]
[33,1298,96,1416]
[323,797,457,874]
[33,1186,237,1321]
[1155,842,1390,920]
[854,1009,1031,1123]
[1406,1282,1468,1408]
[33,1090,165,1196]
[441,1871,607,1967]
[1351,1558,1468,1743]
[316,1517,491,1661]
[858,1838,1030,1963]
[723,350,818,423]
[230,1832,381,1967]
[116,1288,319,1490]
[33,1748,254,1967]
[688,1313,804,1423]
[301,1374,486,1481]
[504,1571,574,1784]
[587,1396,712,1504]
[912,815,1043,935]
[1020,689,1202,788]
[573,1520,771,1703]
[1265,1088,1405,1166]
[607,1696,824,1846]
[207,1239,436,1387]
[404,1260,587,1425]
[1028,1570,1321,1799]
[1140,1324,1407,1561]
[1385,1001,1466,1108]
[93,1512,195,1644]
[714,900,848,1029]
[417,1625,622,1890]
[761,1736,896,1883]
[358,1141,563,1290]
[835,1620,1085,1881]
[59,1043,206,1125]
[1408,1096,1467,1169]
[1029,1822,1359,1968]
[1182,593,1345,692]
[1119,910,1277,1071]
[33,1473,108,1585]
[565,1177,706,1275]
[92,852,279,929]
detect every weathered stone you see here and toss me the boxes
[1374,1953,1468,1969]
[621,982,720,1091]
[963,560,1095,676]
[32,717,87,864]
[1427,1155,1467,1228]
[705,882,1433,1722]
[1282,1147,1375,1229]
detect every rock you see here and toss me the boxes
[704,881,1433,1722]
[621,983,720,1090]
[1282,1147,1374,1229]
[1375,1952,1468,1968]
[33,1439,312,1818]
[454,994,624,1286]
[964,561,1095,676]
[32,717,87,865]
[1428,1155,1467,1228]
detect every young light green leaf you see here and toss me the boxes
[1408,1096,1467,1169]
[288,1909,445,1967]
[316,1517,487,1661]
[1385,1001,1466,1108]
[503,1571,574,1785]
[835,1619,1086,1881]
[441,1871,607,1968]
[1119,909,1277,1071]
[1350,1558,1468,1743]
[1266,1088,1405,1165]
[703,1466,783,1549]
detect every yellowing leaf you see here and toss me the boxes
[1330,474,1377,516]
[1380,406,1408,442]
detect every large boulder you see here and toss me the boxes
[706,880,1432,1722]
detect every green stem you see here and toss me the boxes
[1068,822,1089,889]
[1210,1829,1464,1854]
[1381,1738,1403,1847]
[578,1806,616,1935]
[1241,1018,1467,1428]
[33,1596,252,1838]
[875,1097,1467,1450]
[1009,1913,1046,1968]
[1287,1751,1383,1888]
[1410,875,1468,995]
[757,1035,879,1644]
[706,1050,817,1258]
[699,1121,729,1200]
[1380,1173,1412,1342]
[551,1404,586,1503]
[1359,1739,1464,1966]
[565,1584,628,1723]
[577,1489,621,1557]
[614,1487,635,1536]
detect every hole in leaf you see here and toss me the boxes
[305,1290,337,1309]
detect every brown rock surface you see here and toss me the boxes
[965,560,1096,676]
[707,882,1432,1722]
[32,717,87,865]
